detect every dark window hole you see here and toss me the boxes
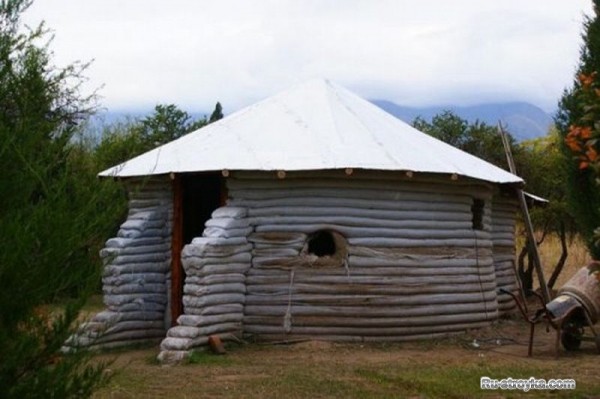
[307,230,336,257]
[472,199,485,230]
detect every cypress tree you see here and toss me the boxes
[209,101,224,123]
[555,0,600,258]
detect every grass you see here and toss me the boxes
[93,336,600,399]
[184,349,233,366]
[356,366,517,399]
[353,363,593,399]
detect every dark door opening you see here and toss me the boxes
[171,173,225,325]
[182,174,223,244]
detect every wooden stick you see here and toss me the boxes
[498,122,550,303]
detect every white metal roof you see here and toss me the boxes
[99,79,523,184]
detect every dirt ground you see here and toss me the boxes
[92,309,600,399]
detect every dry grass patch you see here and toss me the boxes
[93,320,600,399]
[517,232,592,290]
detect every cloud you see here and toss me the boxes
[24,0,593,112]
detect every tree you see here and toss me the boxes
[412,111,518,166]
[209,101,224,123]
[556,0,600,259]
[94,119,152,171]
[518,131,577,289]
[0,1,120,396]
[95,102,223,171]
[139,104,201,146]
[414,111,576,290]
[413,111,469,148]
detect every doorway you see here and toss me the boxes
[182,174,223,244]
[171,173,225,325]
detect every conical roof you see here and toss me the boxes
[99,79,522,184]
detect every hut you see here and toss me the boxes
[71,79,523,361]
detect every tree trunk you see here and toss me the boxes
[548,222,569,289]
[518,239,534,294]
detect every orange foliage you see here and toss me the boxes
[565,124,598,169]
[581,126,593,140]
[565,125,584,152]
[586,144,599,162]
[579,72,597,88]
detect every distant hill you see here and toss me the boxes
[371,100,553,141]
[93,102,552,142]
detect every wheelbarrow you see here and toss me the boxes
[501,262,600,357]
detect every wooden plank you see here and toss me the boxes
[170,174,184,326]
[243,313,490,328]
[243,302,494,318]
[219,176,228,206]
[244,291,497,306]
[498,123,550,303]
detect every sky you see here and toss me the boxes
[23,0,594,114]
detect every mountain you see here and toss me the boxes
[93,101,552,142]
[371,100,553,141]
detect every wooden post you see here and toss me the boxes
[498,123,551,303]
[219,175,228,207]
[170,174,184,325]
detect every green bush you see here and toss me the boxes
[0,1,123,397]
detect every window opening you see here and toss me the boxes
[472,199,485,230]
[307,230,336,256]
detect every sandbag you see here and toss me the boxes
[203,226,253,238]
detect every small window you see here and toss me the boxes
[307,230,336,256]
[300,230,348,268]
[472,199,485,230]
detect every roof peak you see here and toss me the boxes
[99,79,522,185]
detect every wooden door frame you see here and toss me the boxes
[170,172,228,326]
[170,174,184,326]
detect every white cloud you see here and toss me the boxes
[24,0,593,113]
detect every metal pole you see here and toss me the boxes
[498,122,551,304]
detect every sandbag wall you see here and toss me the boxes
[229,171,500,343]
[491,195,519,315]
[67,177,173,350]
[158,207,252,363]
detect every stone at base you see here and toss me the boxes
[208,335,226,355]
[157,350,190,364]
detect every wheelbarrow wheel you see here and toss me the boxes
[561,323,583,351]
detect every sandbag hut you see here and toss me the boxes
[72,79,522,361]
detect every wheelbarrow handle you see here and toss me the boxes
[499,288,538,357]
[498,288,529,320]
[529,290,547,306]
